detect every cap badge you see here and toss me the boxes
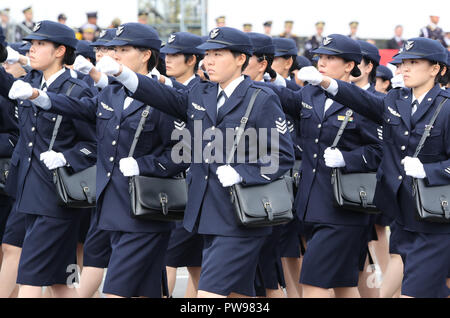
[210,28,220,39]
[168,34,176,44]
[99,30,107,38]
[116,26,125,37]
[405,41,414,51]
[33,22,41,32]
[323,36,332,46]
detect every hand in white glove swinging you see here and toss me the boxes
[8,80,34,100]
[216,165,243,187]
[6,46,21,64]
[119,157,140,177]
[96,55,122,77]
[402,156,426,179]
[297,66,324,86]
[324,147,346,168]
[73,55,95,75]
[40,151,67,170]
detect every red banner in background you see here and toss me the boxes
[380,49,399,66]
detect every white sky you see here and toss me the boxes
[207,0,450,39]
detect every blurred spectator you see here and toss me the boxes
[263,21,272,37]
[16,6,36,41]
[216,16,226,27]
[138,11,149,24]
[366,39,376,45]
[348,21,360,40]
[80,12,101,40]
[81,24,96,42]
[57,13,68,25]
[420,14,447,47]
[387,25,405,49]
[304,21,325,61]
[243,23,252,33]
[109,18,121,29]
[1,8,11,39]
[445,32,450,49]
[279,20,299,48]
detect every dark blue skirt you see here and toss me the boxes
[0,196,13,243]
[82,216,112,268]
[17,214,81,286]
[102,231,171,298]
[300,222,368,289]
[165,222,203,268]
[1,203,26,247]
[395,225,450,298]
[198,235,266,297]
[279,218,301,258]
[77,209,92,244]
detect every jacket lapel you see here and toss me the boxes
[395,90,412,131]
[47,69,71,92]
[202,84,219,124]
[311,89,326,121]
[411,85,442,127]
[216,77,253,124]
[323,101,345,120]
[122,98,145,119]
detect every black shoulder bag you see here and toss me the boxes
[129,106,187,222]
[51,84,97,208]
[229,89,294,227]
[331,110,380,214]
[0,158,11,195]
[412,98,450,223]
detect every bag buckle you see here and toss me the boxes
[241,117,248,124]
[160,193,169,216]
[359,188,368,208]
[262,198,273,221]
[441,197,450,219]
[142,110,150,118]
[81,182,93,204]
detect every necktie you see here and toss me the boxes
[217,91,228,113]
[41,82,47,91]
[412,100,419,116]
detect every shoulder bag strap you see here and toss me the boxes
[128,106,151,158]
[413,98,448,158]
[226,89,261,165]
[48,83,76,151]
[330,109,354,149]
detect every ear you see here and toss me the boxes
[55,45,67,59]
[142,49,152,65]
[258,59,268,73]
[235,53,246,67]
[344,60,355,74]
[186,55,197,68]
[285,57,294,70]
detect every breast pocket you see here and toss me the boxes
[96,109,114,140]
[383,114,401,143]
[300,110,313,137]
[37,113,61,139]
[129,120,157,150]
[413,127,442,155]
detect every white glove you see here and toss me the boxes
[40,151,67,170]
[6,46,20,64]
[96,55,121,77]
[297,66,324,86]
[402,156,426,179]
[272,73,287,87]
[73,55,95,75]
[324,147,346,168]
[391,74,405,89]
[216,165,243,187]
[8,80,34,100]
[119,157,140,177]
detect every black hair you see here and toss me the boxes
[52,42,76,65]
[231,51,250,72]
[183,54,203,73]
[377,76,393,92]
[279,55,297,77]
[135,47,160,73]
[343,58,361,78]
[77,53,96,66]
[254,52,277,79]
[427,60,448,85]
[362,56,378,84]
[0,43,7,63]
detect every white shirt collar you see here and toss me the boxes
[412,90,429,105]
[40,67,66,90]
[217,75,245,99]
[183,74,196,86]
[361,83,371,91]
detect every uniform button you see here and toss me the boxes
[191,114,194,119]
[317,124,322,129]
[313,154,318,159]
[116,125,120,130]
[31,127,35,132]
[401,146,406,151]
[205,159,209,163]
[312,169,316,173]
[28,142,33,147]
[28,157,31,162]
[34,113,37,117]
[315,139,319,144]
[207,142,212,147]
[52,117,56,121]
[398,176,403,180]
[404,131,409,136]
[112,141,117,146]
[99,113,102,117]
[109,157,114,162]
[211,126,215,131]
[107,172,111,178]
[205,176,208,180]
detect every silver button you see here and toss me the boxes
[99,113,102,117]
[191,114,194,119]
[28,142,33,147]
[312,169,316,173]
[317,124,322,129]
[404,131,409,136]
[313,154,318,159]
[401,146,406,151]
[205,159,209,163]
[398,176,403,180]
[116,125,120,130]
[34,113,37,117]
[315,139,319,144]
[207,142,212,147]
[31,127,35,132]
[211,126,215,131]
[109,157,114,162]
[107,172,111,178]
[52,117,56,121]
[112,141,117,146]
[205,176,208,180]
[28,157,31,162]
